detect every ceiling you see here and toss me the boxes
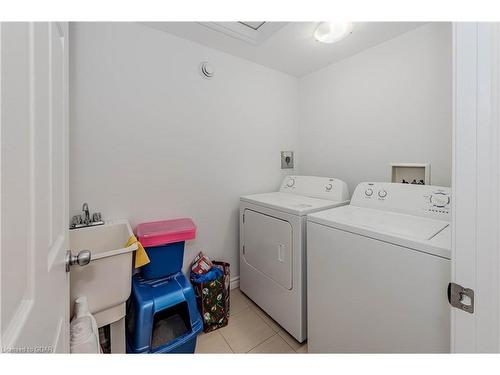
[142,22,426,77]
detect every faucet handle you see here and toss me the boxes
[72,215,83,226]
[92,212,102,222]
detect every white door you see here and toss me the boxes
[452,22,500,352]
[1,22,70,353]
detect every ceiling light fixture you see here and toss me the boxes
[314,22,353,44]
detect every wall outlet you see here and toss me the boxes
[281,151,294,169]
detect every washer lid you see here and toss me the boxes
[308,205,450,258]
[240,192,348,216]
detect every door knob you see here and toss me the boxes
[66,250,91,272]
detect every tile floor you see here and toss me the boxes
[195,288,308,354]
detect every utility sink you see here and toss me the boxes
[69,219,138,329]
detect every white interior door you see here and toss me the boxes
[452,22,500,352]
[1,22,70,353]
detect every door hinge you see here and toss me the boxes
[242,245,245,254]
[242,213,245,223]
[448,282,474,314]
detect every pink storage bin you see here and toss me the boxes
[136,218,196,248]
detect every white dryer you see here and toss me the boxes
[307,182,451,353]
[239,175,350,342]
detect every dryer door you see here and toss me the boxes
[242,209,293,290]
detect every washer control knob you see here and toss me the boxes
[325,183,333,191]
[286,178,295,188]
[365,188,373,197]
[378,190,388,198]
[430,193,450,208]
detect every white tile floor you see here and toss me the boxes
[195,288,308,354]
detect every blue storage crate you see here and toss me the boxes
[126,272,203,354]
[140,242,185,280]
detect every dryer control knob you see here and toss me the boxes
[365,188,373,197]
[430,193,450,208]
[325,183,333,191]
[287,178,295,188]
[378,190,387,198]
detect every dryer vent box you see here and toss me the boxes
[391,163,430,185]
[281,151,294,169]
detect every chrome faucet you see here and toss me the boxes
[82,202,90,225]
[70,202,104,230]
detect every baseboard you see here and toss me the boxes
[230,276,240,290]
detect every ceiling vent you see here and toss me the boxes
[198,22,287,45]
[200,62,214,79]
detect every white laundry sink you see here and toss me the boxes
[69,219,138,328]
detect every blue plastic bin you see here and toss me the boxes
[126,272,203,354]
[140,242,185,280]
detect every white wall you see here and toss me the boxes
[298,23,452,192]
[69,23,299,276]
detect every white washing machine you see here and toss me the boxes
[239,175,350,342]
[307,182,451,353]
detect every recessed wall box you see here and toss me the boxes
[390,163,430,185]
[281,151,294,169]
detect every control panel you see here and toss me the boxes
[279,175,350,202]
[353,182,451,221]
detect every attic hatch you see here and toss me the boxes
[198,22,287,45]
[239,22,266,30]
